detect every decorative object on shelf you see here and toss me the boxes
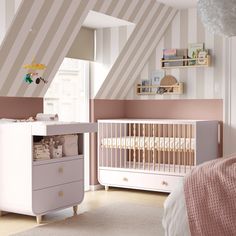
[136,82,183,95]
[197,50,208,65]
[36,113,59,121]
[161,46,210,69]
[23,59,47,85]
[188,43,204,65]
[159,75,177,93]
[150,70,165,91]
[198,0,236,37]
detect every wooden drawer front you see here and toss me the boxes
[33,159,83,190]
[99,169,183,192]
[32,181,84,214]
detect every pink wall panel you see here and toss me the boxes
[124,99,223,120]
[0,97,43,119]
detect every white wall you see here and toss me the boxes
[0,0,21,44]
[223,37,236,155]
[126,8,224,100]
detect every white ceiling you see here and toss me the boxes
[83,11,134,29]
[157,0,197,8]
[83,1,197,29]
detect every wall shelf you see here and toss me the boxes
[136,82,183,95]
[161,55,210,69]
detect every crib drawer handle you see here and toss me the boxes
[123,177,128,182]
[161,181,168,186]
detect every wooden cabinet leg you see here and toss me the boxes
[73,205,78,215]
[105,186,109,191]
[36,215,42,224]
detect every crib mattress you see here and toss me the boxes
[101,137,195,150]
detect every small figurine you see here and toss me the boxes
[24,73,33,84]
[35,77,48,84]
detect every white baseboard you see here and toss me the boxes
[90,184,104,191]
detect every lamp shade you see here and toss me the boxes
[198,0,236,37]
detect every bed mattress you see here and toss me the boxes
[101,137,195,150]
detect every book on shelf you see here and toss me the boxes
[163,48,177,59]
[188,43,204,65]
[163,56,184,67]
[141,79,150,92]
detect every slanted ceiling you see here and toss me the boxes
[0,0,177,97]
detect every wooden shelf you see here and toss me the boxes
[136,82,183,95]
[161,55,210,69]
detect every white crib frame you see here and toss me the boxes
[98,119,218,193]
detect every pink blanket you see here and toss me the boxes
[184,155,236,236]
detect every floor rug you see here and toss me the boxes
[13,203,164,236]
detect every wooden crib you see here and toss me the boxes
[98,119,218,193]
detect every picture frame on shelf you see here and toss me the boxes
[188,43,204,65]
[150,70,165,93]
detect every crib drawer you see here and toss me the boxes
[33,158,83,190]
[32,181,84,214]
[99,169,183,192]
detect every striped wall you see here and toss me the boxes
[91,25,134,98]
[96,3,177,99]
[0,0,176,98]
[126,8,225,100]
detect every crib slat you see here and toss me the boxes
[184,124,187,173]
[158,124,161,171]
[168,125,170,172]
[143,124,145,170]
[148,124,150,171]
[115,123,118,168]
[101,123,104,167]
[124,124,126,168]
[106,123,109,167]
[138,123,141,169]
[129,123,131,169]
[120,123,122,168]
[178,124,181,173]
[163,124,166,172]
[153,124,155,171]
[173,124,176,172]
[133,123,136,169]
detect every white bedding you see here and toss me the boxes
[101,137,194,150]
[162,179,191,236]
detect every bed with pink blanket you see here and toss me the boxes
[162,155,236,236]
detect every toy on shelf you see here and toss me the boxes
[23,59,48,85]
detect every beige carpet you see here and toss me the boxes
[13,203,164,236]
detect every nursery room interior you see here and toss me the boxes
[0,0,235,235]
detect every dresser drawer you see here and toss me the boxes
[32,181,84,214]
[33,158,83,190]
[99,169,183,192]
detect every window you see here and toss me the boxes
[44,58,90,191]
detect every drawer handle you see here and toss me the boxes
[123,177,128,182]
[58,191,64,197]
[161,181,168,186]
[58,167,64,173]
